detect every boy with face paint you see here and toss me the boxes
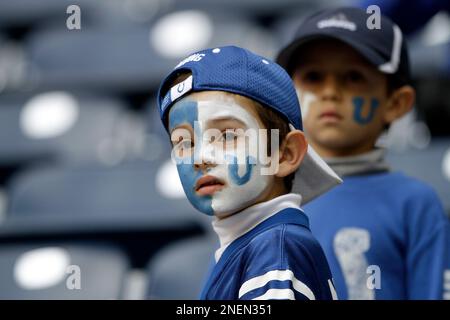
[156,46,342,300]
[277,7,449,299]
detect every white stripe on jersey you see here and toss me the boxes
[238,269,315,300]
[328,279,338,300]
[252,288,296,300]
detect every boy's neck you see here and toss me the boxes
[324,148,390,177]
[212,192,302,262]
[310,141,377,158]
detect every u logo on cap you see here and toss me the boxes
[177,82,185,93]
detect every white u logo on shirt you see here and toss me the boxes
[334,227,374,300]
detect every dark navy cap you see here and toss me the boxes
[276,7,411,85]
[157,45,302,131]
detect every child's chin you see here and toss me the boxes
[213,210,238,219]
[213,204,249,219]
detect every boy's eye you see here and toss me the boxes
[173,138,193,150]
[303,71,323,83]
[179,139,193,149]
[220,130,238,142]
[172,139,193,158]
[346,70,366,83]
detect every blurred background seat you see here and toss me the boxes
[0,242,128,299]
[0,92,135,166]
[146,235,217,300]
[386,138,450,215]
[6,160,205,227]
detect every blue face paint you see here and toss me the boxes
[352,97,379,125]
[168,100,198,132]
[177,163,214,215]
[227,155,254,186]
[169,100,214,216]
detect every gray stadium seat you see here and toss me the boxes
[5,160,209,231]
[25,27,173,91]
[24,13,276,91]
[386,138,450,213]
[146,235,217,300]
[0,242,129,299]
[0,92,132,166]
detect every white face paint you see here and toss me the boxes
[197,96,271,218]
[296,88,317,120]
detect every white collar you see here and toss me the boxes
[212,193,302,262]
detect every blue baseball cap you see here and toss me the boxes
[156,45,341,204]
[157,45,302,131]
[276,7,411,86]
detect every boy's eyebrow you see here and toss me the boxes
[170,123,194,138]
[207,116,248,128]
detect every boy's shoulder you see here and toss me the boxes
[346,171,441,200]
[381,171,442,203]
[246,220,319,250]
[234,215,334,300]
[207,209,335,300]
[242,217,327,268]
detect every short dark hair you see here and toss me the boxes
[252,102,296,192]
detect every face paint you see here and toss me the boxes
[296,88,317,119]
[352,97,379,125]
[169,100,214,215]
[169,95,271,218]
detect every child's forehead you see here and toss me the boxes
[169,90,262,123]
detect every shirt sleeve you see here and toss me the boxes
[406,185,449,299]
[443,220,450,300]
[237,224,337,300]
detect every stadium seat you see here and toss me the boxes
[386,138,450,214]
[25,27,172,92]
[146,235,217,300]
[0,242,129,299]
[6,159,208,230]
[0,92,133,166]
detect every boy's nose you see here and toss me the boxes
[194,143,218,172]
[194,159,215,172]
[321,75,342,101]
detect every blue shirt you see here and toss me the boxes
[305,171,448,299]
[200,208,337,300]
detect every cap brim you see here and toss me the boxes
[292,144,342,204]
[277,33,386,74]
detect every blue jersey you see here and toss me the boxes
[445,220,450,300]
[199,208,337,300]
[304,171,448,299]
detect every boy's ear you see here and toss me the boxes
[275,130,308,178]
[384,85,416,125]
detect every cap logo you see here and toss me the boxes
[317,13,357,31]
[170,75,193,102]
[175,53,206,69]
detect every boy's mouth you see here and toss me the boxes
[319,110,343,123]
[195,175,225,196]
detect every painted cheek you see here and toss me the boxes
[176,163,214,215]
[227,155,255,186]
[352,97,380,125]
[296,89,317,120]
[170,101,214,215]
